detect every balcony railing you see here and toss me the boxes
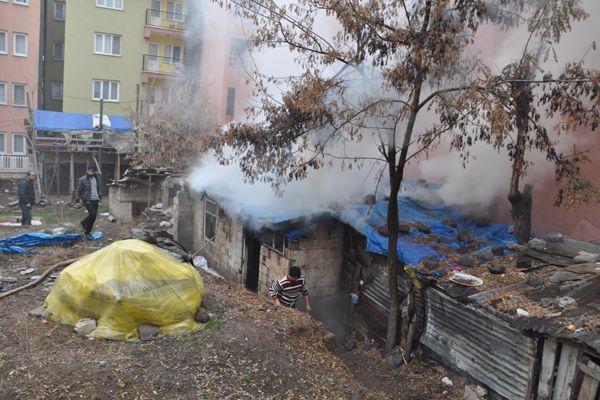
[0,155,31,172]
[142,54,181,75]
[145,9,185,31]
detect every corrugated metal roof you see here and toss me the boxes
[421,288,538,400]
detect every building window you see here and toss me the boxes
[260,231,287,254]
[52,41,64,60]
[13,33,28,57]
[12,83,26,107]
[229,38,246,67]
[226,87,235,117]
[14,0,28,5]
[147,86,156,103]
[161,87,170,104]
[94,33,121,56]
[96,0,123,10]
[0,133,5,154]
[166,1,184,21]
[12,134,26,155]
[51,81,63,100]
[0,82,6,105]
[92,80,119,102]
[0,30,7,55]
[164,45,181,64]
[54,1,65,20]
[204,199,217,240]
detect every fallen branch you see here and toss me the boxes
[0,257,82,300]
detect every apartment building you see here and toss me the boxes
[39,0,65,112]
[62,0,185,117]
[0,0,40,176]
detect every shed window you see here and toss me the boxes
[204,199,217,240]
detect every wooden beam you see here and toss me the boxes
[69,152,75,194]
[538,337,559,400]
[577,361,600,400]
[553,343,581,400]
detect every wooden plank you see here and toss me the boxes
[577,361,600,400]
[553,344,582,400]
[539,337,559,400]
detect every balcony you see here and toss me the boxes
[141,54,181,82]
[144,9,185,38]
[0,155,31,173]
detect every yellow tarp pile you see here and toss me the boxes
[45,239,204,340]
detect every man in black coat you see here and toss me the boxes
[17,172,36,226]
[74,166,102,237]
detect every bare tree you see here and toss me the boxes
[133,76,217,170]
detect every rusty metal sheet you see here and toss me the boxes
[420,288,538,400]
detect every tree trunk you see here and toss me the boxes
[384,156,401,355]
[509,184,533,243]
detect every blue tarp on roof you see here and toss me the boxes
[0,232,103,254]
[33,110,133,132]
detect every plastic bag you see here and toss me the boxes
[45,239,204,340]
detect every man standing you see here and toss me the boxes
[17,172,35,226]
[269,266,312,314]
[75,166,101,237]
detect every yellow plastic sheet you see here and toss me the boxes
[45,239,204,340]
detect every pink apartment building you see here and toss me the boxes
[0,0,40,177]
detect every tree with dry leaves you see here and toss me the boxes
[133,77,216,170]
[205,0,600,355]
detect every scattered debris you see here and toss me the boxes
[515,256,531,269]
[194,308,211,324]
[28,306,48,318]
[565,263,600,275]
[574,251,600,264]
[526,275,544,287]
[558,297,576,308]
[343,337,356,351]
[386,353,404,369]
[20,268,35,275]
[463,385,487,400]
[528,238,547,250]
[414,222,431,234]
[97,360,108,367]
[0,275,17,283]
[323,332,337,352]
[488,264,506,274]
[546,233,564,243]
[107,215,117,223]
[51,227,66,235]
[516,308,529,317]
[442,377,454,386]
[491,246,505,256]
[74,318,97,336]
[550,271,584,283]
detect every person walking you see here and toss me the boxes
[17,171,36,226]
[75,166,102,237]
[269,266,312,314]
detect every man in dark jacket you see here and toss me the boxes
[75,166,102,237]
[17,171,36,226]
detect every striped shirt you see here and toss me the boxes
[269,275,308,307]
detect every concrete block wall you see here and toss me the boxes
[258,245,292,295]
[108,185,156,223]
[187,193,245,283]
[173,188,195,251]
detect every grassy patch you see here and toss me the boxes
[203,316,223,331]
[0,353,11,361]
[0,204,108,225]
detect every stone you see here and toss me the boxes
[528,238,547,251]
[74,318,97,336]
[343,338,356,351]
[138,324,160,341]
[558,297,576,308]
[323,332,337,352]
[0,275,17,283]
[488,264,506,274]
[107,215,117,223]
[574,251,600,264]
[398,224,411,235]
[546,233,564,243]
[565,263,600,275]
[20,267,35,275]
[550,271,584,284]
[28,306,47,318]
[516,256,532,269]
[464,385,487,400]
[422,258,439,270]
[478,249,495,261]
[507,242,527,252]
[443,218,458,228]
[526,275,544,287]
[458,254,476,268]
[97,360,108,367]
[413,222,431,234]
[159,221,172,228]
[386,353,404,369]
[51,227,66,235]
[194,307,211,324]
[491,246,505,256]
[456,230,471,242]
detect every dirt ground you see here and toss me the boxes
[0,203,463,400]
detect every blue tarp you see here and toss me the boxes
[33,110,133,132]
[0,232,103,254]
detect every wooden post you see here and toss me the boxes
[538,337,559,400]
[147,175,152,208]
[69,152,75,195]
[577,361,600,400]
[553,343,581,400]
[114,153,121,180]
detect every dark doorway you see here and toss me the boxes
[244,230,261,292]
